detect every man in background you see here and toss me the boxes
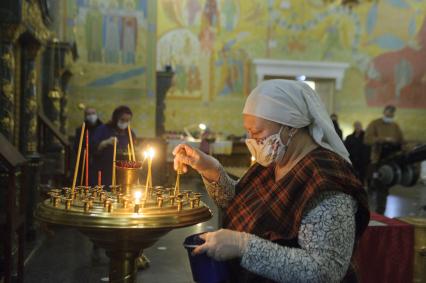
[74,107,102,186]
[330,113,343,139]
[345,121,369,184]
[364,105,404,214]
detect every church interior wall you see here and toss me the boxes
[157,0,426,141]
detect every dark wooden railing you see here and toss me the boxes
[0,133,27,283]
[37,111,70,178]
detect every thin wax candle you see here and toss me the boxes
[112,137,117,186]
[85,130,89,186]
[98,171,102,186]
[128,123,136,161]
[80,149,86,186]
[72,123,86,194]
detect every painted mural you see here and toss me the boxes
[157,28,203,98]
[67,0,156,137]
[157,0,426,140]
[365,17,426,108]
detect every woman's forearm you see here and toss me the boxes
[202,165,237,208]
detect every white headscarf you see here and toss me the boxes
[243,79,351,163]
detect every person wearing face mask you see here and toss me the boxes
[364,105,404,214]
[92,107,151,268]
[73,107,103,185]
[364,105,404,164]
[92,105,136,187]
[173,80,369,283]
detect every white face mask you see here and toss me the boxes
[245,126,297,167]
[383,117,394,123]
[85,114,98,124]
[117,121,128,130]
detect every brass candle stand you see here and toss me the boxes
[116,165,141,195]
[35,165,212,283]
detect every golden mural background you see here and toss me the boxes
[157,0,426,141]
[67,0,157,137]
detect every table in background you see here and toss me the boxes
[355,212,414,283]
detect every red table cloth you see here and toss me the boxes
[354,212,414,283]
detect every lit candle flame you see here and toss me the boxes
[134,191,141,204]
[251,156,256,166]
[147,147,155,159]
[143,147,155,159]
[143,147,155,199]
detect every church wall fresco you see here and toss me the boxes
[67,0,156,137]
[157,0,426,141]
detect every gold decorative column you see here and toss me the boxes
[0,25,19,142]
[60,69,72,134]
[20,43,41,154]
[41,41,74,137]
[20,42,43,237]
[0,43,15,141]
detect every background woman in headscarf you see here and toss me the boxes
[91,106,150,268]
[92,105,136,186]
[173,80,369,282]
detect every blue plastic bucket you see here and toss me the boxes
[183,233,230,283]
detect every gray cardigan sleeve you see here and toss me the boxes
[202,164,237,208]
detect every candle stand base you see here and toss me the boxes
[35,185,212,283]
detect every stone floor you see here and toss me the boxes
[23,176,426,283]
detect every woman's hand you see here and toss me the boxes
[172,143,221,182]
[192,229,249,261]
[98,136,116,150]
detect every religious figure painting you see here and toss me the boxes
[157,29,202,99]
[121,16,138,64]
[67,0,155,137]
[215,48,250,97]
[79,0,143,65]
[365,17,426,109]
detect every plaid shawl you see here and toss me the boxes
[223,147,370,282]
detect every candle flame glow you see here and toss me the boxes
[134,191,142,204]
[251,156,255,162]
[147,147,155,159]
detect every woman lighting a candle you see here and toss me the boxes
[92,105,137,186]
[173,80,370,282]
